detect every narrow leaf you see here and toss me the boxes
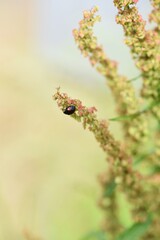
[133,151,153,166]
[109,112,139,122]
[128,74,142,82]
[80,231,107,240]
[116,216,152,240]
[109,99,160,122]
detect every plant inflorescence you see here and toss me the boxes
[53,1,160,239]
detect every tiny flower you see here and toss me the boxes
[133,0,138,3]
[88,106,97,114]
[83,10,90,19]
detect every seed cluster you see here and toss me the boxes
[53,1,160,239]
[53,89,156,238]
[73,6,149,156]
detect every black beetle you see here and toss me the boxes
[63,105,76,115]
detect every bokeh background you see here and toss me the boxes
[0,1,152,239]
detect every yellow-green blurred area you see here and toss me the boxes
[0,1,152,240]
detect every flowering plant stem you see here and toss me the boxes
[53,1,160,239]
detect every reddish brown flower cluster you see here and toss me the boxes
[53,1,160,239]
[73,6,150,156]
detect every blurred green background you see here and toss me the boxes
[0,1,152,239]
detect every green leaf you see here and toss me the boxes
[134,153,151,166]
[149,165,160,174]
[109,99,160,122]
[128,74,142,82]
[133,149,155,166]
[116,216,152,240]
[103,180,117,197]
[80,231,107,240]
[109,112,139,122]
